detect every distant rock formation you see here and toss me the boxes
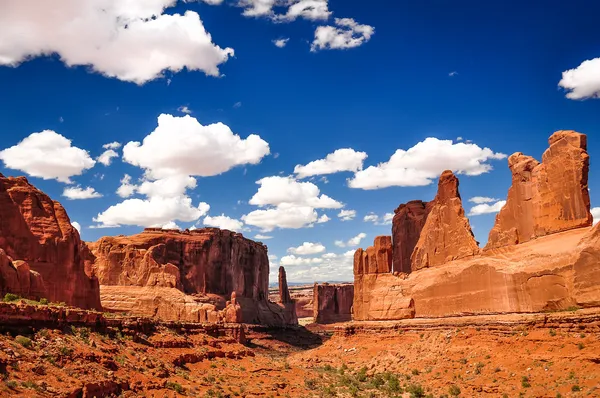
[486,131,592,249]
[313,283,354,324]
[0,249,46,300]
[91,228,296,326]
[0,174,101,309]
[392,200,431,274]
[411,171,479,271]
[278,266,298,325]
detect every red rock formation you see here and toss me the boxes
[392,200,432,274]
[0,249,46,300]
[353,236,392,276]
[313,283,354,324]
[92,228,269,301]
[223,292,243,323]
[411,171,479,270]
[277,266,298,325]
[487,131,592,249]
[92,228,296,326]
[0,174,101,309]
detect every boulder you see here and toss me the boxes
[486,131,592,249]
[392,200,432,274]
[411,171,479,270]
[0,174,101,309]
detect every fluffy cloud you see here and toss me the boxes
[363,212,394,225]
[97,149,119,166]
[469,196,499,204]
[239,0,330,21]
[592,207,600,225]
[249,176,343,208]
[338,209,356,221]
[117,174,136,198]
[178,106,193,114]
[71,221,81,233]
[280,255,323,266]
[348,137,506,190]
[273,38,289,48]
[161,221,181,230]
[0,130,95,183]
[0,1,233,84]
[203,214,244,232]
[468,200,506,216]
[256,234,273,240]
[311,18,374,52]
[317,214,330,223]
[242,205,318,231]
[288,242,326,255]
[93,197,210,228]
[335,232,366,247]
[103,142,121,150]
[558,57,600,100]
[123,114,270,179]
[62,186,103,200]
[137,175,198,198]
[294,148,367,178]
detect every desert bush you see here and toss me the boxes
[15,336,32,349]
[521,376,531,388]
[449,385,461,396]
[3,293,20,302]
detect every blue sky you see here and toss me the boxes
[0,0,599,283]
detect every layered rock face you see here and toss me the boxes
[411,171,479,270]
[392,200,431,274]
[0,174,101,309]
[353,236,392,276]
[354,131,599,321]
[313,283,354,324]
[486,131,592,249]
[0,249,46,300]
[92,229,296,326]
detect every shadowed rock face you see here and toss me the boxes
[392,200,432,274]
[411,171,479,271]
[313,283,354,324]
[0,174,101,309]
[486,131,592,249]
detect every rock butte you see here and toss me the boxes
[313,283,354,324]
[0,174,101,310]
[354,130,599,321]
[89,229,296,326]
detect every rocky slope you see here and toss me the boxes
[0,174,101,310]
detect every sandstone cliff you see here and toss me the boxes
[277,266,298,325]
[92,228,296,326]
[313,283,354,324]
[0,174,101,309]
[392,200,431,274]
[411,171,479,270]
[353,236,392,276]
[486,131,592,249]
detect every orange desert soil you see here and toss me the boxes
[1,303,599,397]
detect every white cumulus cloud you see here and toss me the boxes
[469,196,499,204]
[558,57,600,100]
[249,176,343,209]
[591,207,600,225]
[288,242,326,255]
[242,204,318,232]
[273,38,289,48]
[62,186,103,200]
[280,255,324,266]
[294,148,367,178]
[0,0,234,84]
[348,137,506,190]
[256,234,273,240]
[239,0,330,21]
[317,214,330,223]
[203,214,244,232]
[468,200,506,216]
[71,221,81,233]
[123,114,270,179]
[311,18,374,52]
[97,149,119,166]
[0,130,95,183]
[338,209,356,221]
[103,142,121,150]
[93,197,210,228]
[335,232,366,247]
[161,221,181,230]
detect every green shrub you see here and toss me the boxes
[387,375,402,393]
[572,385,581,392]
[449,385,461,396]
[406,383,425,398]
[521,376,531,388]
[3,293,20,302]
[5,380,17,389]
[356,366,368,382]
[549,329,557,337]
[412,368,420,376]
[577,343,584,350]
[39,298,48,305]
[166,381,184,394]
[304,379,318,390]
[15,336,32,349]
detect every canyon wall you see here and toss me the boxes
[313,283,354,324]
[354,131,597,321]
[91,229,296,326]
[0,174,101,309]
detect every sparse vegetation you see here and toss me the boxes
[15,336,32,349]
[521,376,531,388]
[3,293,20,302]
[449,384,461,396]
